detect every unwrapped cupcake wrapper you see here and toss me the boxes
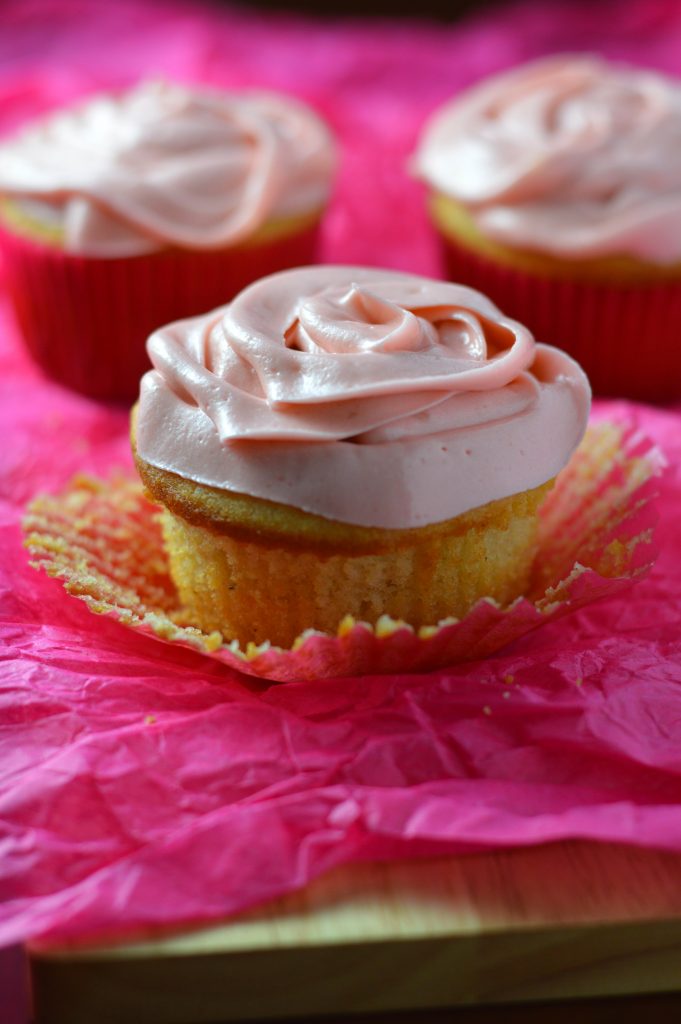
[0,220,320,402]
[438,231,681,403]
[22,421,662,682]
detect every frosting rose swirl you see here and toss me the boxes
[0,81,335,256]
[137,267,591,529]
[415,56,681,264]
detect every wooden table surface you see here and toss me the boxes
[28,839,681,1024]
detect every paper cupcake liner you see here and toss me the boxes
[0,220,320,403]
[22,421,662,682]
[439,232,681,403]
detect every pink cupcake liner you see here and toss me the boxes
[0,220,321,402]
[439,231,681,403]
[22,420,662,683]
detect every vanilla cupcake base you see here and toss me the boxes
[143,458,551,648]
[23,422,662,682]
[430,194,681,403]
[0,203,322,402]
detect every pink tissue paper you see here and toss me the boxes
[2,0,681,952]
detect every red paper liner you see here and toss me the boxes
[438,231,681,403]
[0,219,320,402]
[22,421,662,682]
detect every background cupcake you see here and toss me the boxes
[132,265,590,649]
[414,56,681,402]
[0,80,335,401]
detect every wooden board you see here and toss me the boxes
[29,840,681,1024]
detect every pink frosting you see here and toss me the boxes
[415,56,681,264]
[0,81,334,256]
[136,266,590,529]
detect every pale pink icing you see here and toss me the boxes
[136,266,590,529]
[0,81,334,256]
[415,56,681,264]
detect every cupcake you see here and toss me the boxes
[414,56,681,402]
[0,81,335,401]
[131,266,590,649]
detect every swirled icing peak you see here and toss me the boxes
[0,81,335,256]
[415,56,681,264]
[136,266,590,529]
